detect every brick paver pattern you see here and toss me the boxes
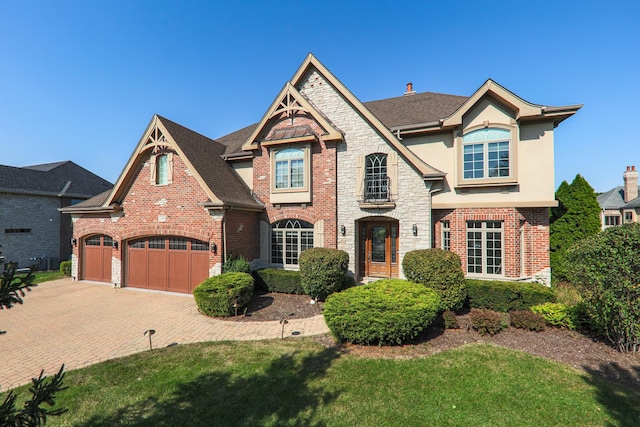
[0,279,328,389]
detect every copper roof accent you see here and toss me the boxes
[263,125,315,141]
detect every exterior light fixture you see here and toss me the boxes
[113,240,119,250]
[340,225,346,236]
[144,329,156,351]
[211,243,217,254]
[412,224,418,236]
[71,238,77,247]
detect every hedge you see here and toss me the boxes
[323,279,440,345]
[59,260,72,276]
[299,248,349,301]
[402,248,466,311]
[193,272,254,317]
[253,268,304,294]
[466,279,556,312]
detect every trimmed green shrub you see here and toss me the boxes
[470,308,503,335]
[299,248,349,301]
[531,302,577,330]
[59,260,72,276]
[338,275,356,292]
[567,223,640,352]
[222,255,250,274]
[402,248,466,311]
[193,272,254,317]
[253,268,304,294]
[510,310,545,332]
[323,279,440,345]
[466,279,556,312]
[442,310,459,329]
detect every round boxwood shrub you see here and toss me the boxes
[193,272,254,317]
[323,278,440,345]
[299,248,349,301]
[402,249,466,311]
[59,260,72,276]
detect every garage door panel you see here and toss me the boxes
[190,252,209,291]
[168,252,189,293]
[127,248,147,288]
[83,235,112,283]
[147,250,168,291]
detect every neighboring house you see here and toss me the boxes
[61,54,580,292]
[0,161,112,269]
[597,165,639,229]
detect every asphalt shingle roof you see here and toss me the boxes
[0,161,112,199]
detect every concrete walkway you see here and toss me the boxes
[0,278,328,389]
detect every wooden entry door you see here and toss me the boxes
[360,221,399,278]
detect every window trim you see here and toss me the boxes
[269,144,311,203]
[604,215,621,227]
[466,220,504,277]
[456,124,518,187]
[270,219,314,268]
[441,220,451,251]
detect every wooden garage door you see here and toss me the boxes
[83,235,113,282]
[126,237,209,293]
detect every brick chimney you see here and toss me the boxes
[404,82,416,96]
[623,165,638,202]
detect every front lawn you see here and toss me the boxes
[31,339,640,426]
[31,270,65,284]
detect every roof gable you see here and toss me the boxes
[241,82,342,151]
[104,115,260,210]
[288,53,445,179]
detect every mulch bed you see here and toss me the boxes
[220,291,640,387]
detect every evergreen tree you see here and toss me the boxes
[550,174,601,282]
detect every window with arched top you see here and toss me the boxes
[462,128,511,180]
[364,153,389,201]
[271,219,314,266]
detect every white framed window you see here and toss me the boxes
[624,211,633,223]
[467,221,503,276]
[271,219,314,267]
[156,154,168,185]
[604,215,621,227]
[441,220,451,251]
[274,148,305,190]
[463,128,511,180]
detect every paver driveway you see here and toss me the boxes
[0,278,328,389]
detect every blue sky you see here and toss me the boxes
[1,1,638,193]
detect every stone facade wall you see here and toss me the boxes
[432,207,550,283]
[71,151,233,284]
[0,193,61,268]
[298,70,433,278]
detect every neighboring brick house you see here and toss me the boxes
[62,54,580,292]
[597,165,639,229]
[0,161,112,269]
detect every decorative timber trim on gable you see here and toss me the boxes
[241,82,343,151]
[105,115,223,208]
[290,53,446,180]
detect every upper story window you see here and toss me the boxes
[274,148,305,190]
[156,154,169,185]
[364,153,389,202]
[462,128,511,180]
[150,152,173,185]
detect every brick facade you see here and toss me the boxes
[71,151,248,284]
[432,207,550,282]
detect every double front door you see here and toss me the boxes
[359,221,399,278]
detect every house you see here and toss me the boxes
[597,165,639,229]
[0,161,112,270]
[61,54,580,292]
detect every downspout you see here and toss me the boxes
[222,207,229,266]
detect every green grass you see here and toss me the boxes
[31,270,65,284]
[18,339,639,426]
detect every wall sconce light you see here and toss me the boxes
[412,224,418,236]
[340,225,346,236]
[211,243,217,255]
[113,241,119,250]
[71,238,77,247]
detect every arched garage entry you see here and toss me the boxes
[82,234,113,283]
[126,236,210,293]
